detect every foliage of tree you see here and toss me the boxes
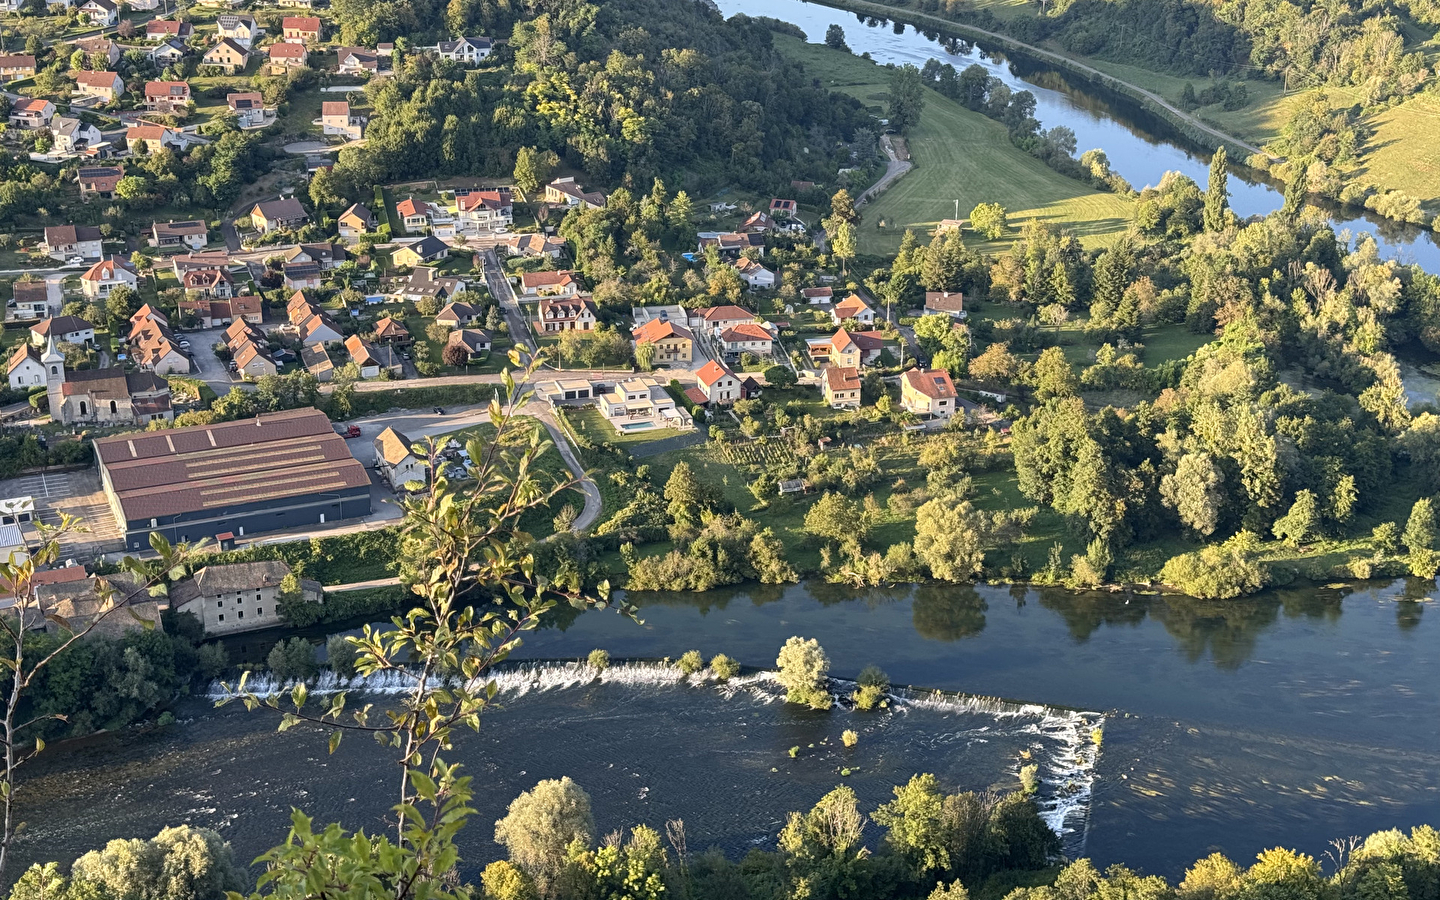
[775,635,830,708]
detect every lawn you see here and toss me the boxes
[562,405,689,446]
[774,35,1135,256]
[1358,92,1440,209]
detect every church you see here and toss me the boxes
[41,338,173,427]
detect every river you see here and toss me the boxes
[15,578,1439,883]
[713,0,1440,270]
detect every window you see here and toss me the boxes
[108,400,116,414]
[216,600,223,607]
[256,608,263,616]
[237,610,244,618]
[217,614,224,622]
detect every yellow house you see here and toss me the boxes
[632,317,693,365]
[822,365,861,409]
[901,368,958,420]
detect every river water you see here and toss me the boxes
[15,578,1439,883]
[714,0,1440,270]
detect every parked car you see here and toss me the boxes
[336,424,361,438]
[66,256,84,266]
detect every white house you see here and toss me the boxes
[6,344,45,390]
[696,359,741,406]
[435,36,492,63]
[80,256,138,299]
[596,376,693,434]
[50,116,103,154]
[375,427,428,490]
[216,13,261,48]
[717,322,773,357]
[735,257,776,290]
[77,0,117,26]
[831,293,876,325]
[31,315,95,347]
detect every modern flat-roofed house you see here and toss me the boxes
[202,38,250,74]
[144,80,191,112]
[171,560,320,635]
[536,296,597,333]
[42,224,102,261]
[77,165,123,201]
[831,292,876,325]
[227,92,266,127]
[374,427,427,490]
[901,367,958,421]
[597,376,693,434]
[544,176,606,210]
[0,55,36,81]
[93,408,372,550]
[695,359,741,406]
[151,220,208,251]
[9,98,55,129]
[632,317,693,365]
[268,41,307,72]
[74,70,124,102]
[249,196,308,233]
[435,36,492,63]
[924,291,966,319]
[822,365,862,409]
[541,378,593,402]
[337,203,375,239]
[281,15,321,42]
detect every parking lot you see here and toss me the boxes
[0,468,124,563]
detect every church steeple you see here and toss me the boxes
[42,335,63,372]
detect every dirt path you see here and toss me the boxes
[827,0,1269,159]
[858,133,914,207]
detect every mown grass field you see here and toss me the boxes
[1358,93,1440,207]
[774,36,1135,256]
[1076,59,1290,147]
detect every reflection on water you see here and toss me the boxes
[712,0,1440,269]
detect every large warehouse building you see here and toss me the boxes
[94,407,373,551]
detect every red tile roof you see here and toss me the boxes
[903,368,957,400]
[695,359,735,388]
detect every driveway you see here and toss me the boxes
[857,134,914,208]
[182,325,241,391]
[483,248,537,355]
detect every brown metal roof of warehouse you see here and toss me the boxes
[93,408,369,522]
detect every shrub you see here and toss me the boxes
[157,711,176,726]
[677,649,703,675]
[195,643,229,680]
[857,664,890,691]
[1019,763,1039,794]
[481,861,536,900]
[266,637,318,682]
[776,636,831,709]
[493,778,595,891]
[853,684,887,711]
[842,729,858,748]
[1091,727,1103,746]
[709,653,741,681]
[587,648,610,671]
[326,634,359,678]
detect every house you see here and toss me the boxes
[34,573,166,639]
[149,39,188,65]
[336,46,380,75]
[301,342,333,381]
[435,300,483,328]
[202,39,250,74]
[42,225,103,261]
[505,233,564,259]
[128,304,169,341]
[345,334,401,378]
[283,243,345,270]
[9,98,54,129]
[171,561,319,636]
[249,196,308,233]
[80,256,138,299]
[51,117,103,154]
[172,251,232,276]
[77,0,118,26]
[226,92,265,127]
[396,197,445,233]
[717,322,773,357]
[822,365,862,409]
[267,41,307,72]
[43,346,172,426]
[77,165,123,200]
[687,304,755,334]
[801,286,833,305]
[769,198,797,217]
[31,315,95,347]
[695,359,741,406]
[391,235,449,267]
[739,211,775,233]
[131,328,190,376]
[435,36,492,63]
[544,177,606,210]
[536,296,597,333]
[145,19,193,40]
[225,318,265,349]
[178,297,235,327]
[372,316,411,346]
[76,37,121,66]
[282,261,323,290]
[233,338,278,378]
[374,427,427,490]
[901,368,958,421]
[337,203,375,240]
[8,281,56,322]
[7,344,45,389]
[319,101,364,140]
[216,14,261,48]
[597,376,693,433]
[278,0,313,7]
[144,80,191,113]
[924,291,966,319]
[180,267,234,298]
[281,15,321,42]
[446,328,491,361]
[632,317,693,365]
[396,267,464,304]
[806,328,888,369]
[296,311,342,345]
[519,270,578,299]
[542,378,593,402]
[832,293,875,325]
[698,232,765,257]
[735,257,775,290]
[151,220,208,251]
[454,188,512,233]
[74,71,124,102]
[0,55,36,81]
[126,122,191,154]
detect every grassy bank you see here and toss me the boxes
[774,36,1135,255]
